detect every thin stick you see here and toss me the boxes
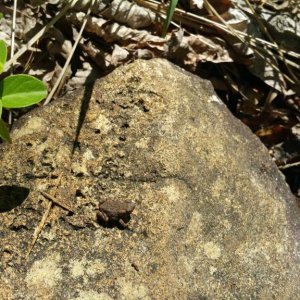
[40,191,74,213]
[10,0,17,72]
[26,200,53,258]
[26,174,63,258]
[8,0,18,125]
[279,161,300,170]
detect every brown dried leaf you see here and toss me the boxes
[220,7,249,30]
[248,55,286,93]
[136,49,155,59]
[79,41,112,70]
[46,28,72,60]
[205,0,232,14]
[101,0,161,29]
[256,124,292,146]
[166,29,233,70]
[68,13,165,50]
[111,44,130,66]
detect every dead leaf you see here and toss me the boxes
[111,44,129,66]
[68,13,165,50]
[189,0,204,10]
[256,124,292,146]
[101,0,161,29]
[166,29,233,70]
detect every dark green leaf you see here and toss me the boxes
[0,74,47,108]
[0,118,11,143]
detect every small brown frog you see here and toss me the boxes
[97,199,135,228]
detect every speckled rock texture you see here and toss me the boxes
[0,59,300,299]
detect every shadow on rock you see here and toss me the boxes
[0,185,29,212]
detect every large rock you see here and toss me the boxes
[0,59,299,299]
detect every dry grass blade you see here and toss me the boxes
[5,0,78,71]
[279,161,300,170]
[26,200,53,258]
[43,0,95,105]
[203,0,294,86]
[40,191,74,213]
[8,0,18,125]
[242,0,300,85]
[26,174,63,258]
[10,0,17,72]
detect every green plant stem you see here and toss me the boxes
[162,0,178,37]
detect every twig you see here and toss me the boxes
[40,191,74,213]
[26,174,63,258]
[26,200,53,258]
[278,161,300,170]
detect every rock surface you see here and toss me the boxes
[0,59,300,299]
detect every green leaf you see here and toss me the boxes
[162,0,178,38]
[0,100,2,118]
[0,40,7,74]
[0,13,3,20]
[0,74,47,108]
[0,118,11,143]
